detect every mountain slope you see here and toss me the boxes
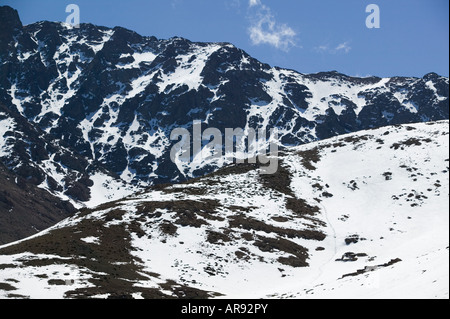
[0,5,448,208]
[0,160,75,245]
[0,120,448,299]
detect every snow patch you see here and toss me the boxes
[157,44,221,93]
[0,116,15,157]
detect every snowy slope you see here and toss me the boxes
[0,121,448,299]
[276,120,449,298]
[0,113,15,157]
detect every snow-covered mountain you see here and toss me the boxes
[1,6,449,194]
[0,4,449,245]
[0,121,448,299]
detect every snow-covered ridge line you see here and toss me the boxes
[0,120,448,299]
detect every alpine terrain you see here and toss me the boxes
[0,5,449,299]
[0,121,448,299]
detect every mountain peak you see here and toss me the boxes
[0,6,23,54]
[423,72,441,81]
[0,6,23,32]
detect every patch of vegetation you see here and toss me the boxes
[382,172,393,181]
[174,211,208,228]
[48,279,67,286]
[343,135,372,145]
[254,235,308,268]
[160,280,223,299]
[137,200,220,216]
[285,197,321,218]
[227,205,256,213]
[127,222,146,238]
[0,264,15,270]
[160,222,178,236]
[259,160,293,196]
[234,250,249,260]
[5,278,19,283]
[241,233,254,241]
[296,147,321,171]
[332,142,346,148]
[0,282,17,291]
[77,199,123,218]
[206,231,232,245]
[312,183,324,191]
[104,209,126,222]
[137,199,225,228]
[391,138,432,150]
[271,216,291,223]
[322,191,334,198]
[345,235,366,245]
[229,215,325,241]
[181,162,260,187]
[209,163,260,178]
[163,187,207,196]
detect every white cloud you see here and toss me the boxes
[248,0,261,7]
[335,42,352,54]
[247,1,297,51]
[314,41,352,54]
[315,45,329,53]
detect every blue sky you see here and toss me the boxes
[2,0,449,78]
